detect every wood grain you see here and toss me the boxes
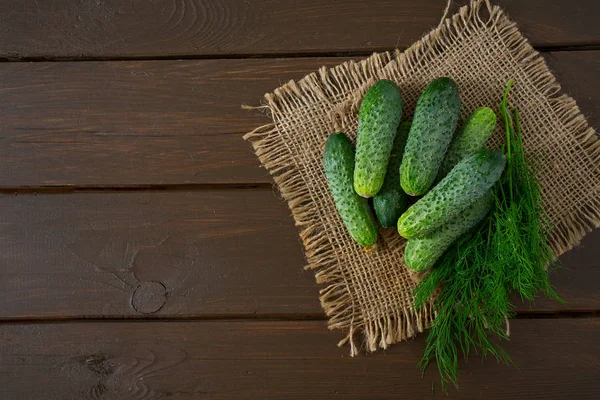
[0,190,317,319]
[1,0,598,60]
[0,57,347,186]
[0,318,598,399]
[1,190,598,320]
[0,52,597,187]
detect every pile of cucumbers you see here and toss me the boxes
[323,78,505,272]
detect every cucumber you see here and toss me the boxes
[324,133,378,246]
[437,107,497,180]
[404,191,493,272]
[400,77,460,196]
[397,149,505,239]
[354,79,403,198]
[373,121,411,227]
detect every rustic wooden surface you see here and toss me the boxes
[1,319,599,399]
[1,1,598,399]
[1,0,598,59]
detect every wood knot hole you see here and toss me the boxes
[131,281,167,314]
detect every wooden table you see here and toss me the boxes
[1,1,598,398]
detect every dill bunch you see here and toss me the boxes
[414,80,562,391]
[414,230,512,389]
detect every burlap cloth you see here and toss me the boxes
[244,0,599,355]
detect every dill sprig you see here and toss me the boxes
[495,83,562,304]
[414,80,562,391]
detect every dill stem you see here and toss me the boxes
[501,80,515,202]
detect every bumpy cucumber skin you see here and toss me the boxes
[400,77,460,196]
[404,191,493,272]
[354,80,403,198]
[437,107,497,180]
[397,149,505,239]
[324,133,378,246]
[373,122,411,227]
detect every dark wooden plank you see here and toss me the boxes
[0,51,597,187]
[0,57,347,186]
[0,318,598,399]
[1,0,598,59]
[1,190,598,319]
[0,190,317,319]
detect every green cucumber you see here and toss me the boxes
[437,107,497,180]
[400,77,460,196]
[404,191,493,272]
[373,121,410,227]
[397,149,505,239]
[354,79,403,198]
[324,133,378,246]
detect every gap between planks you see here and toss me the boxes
[0,183,274,194]
[0,310,598,325]
[0,44,599,63]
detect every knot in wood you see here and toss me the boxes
[131,281,167,314]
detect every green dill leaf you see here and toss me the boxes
[413,80,563,392]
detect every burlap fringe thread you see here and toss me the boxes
[244,0,599,355]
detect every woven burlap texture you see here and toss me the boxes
[244,0,600,355]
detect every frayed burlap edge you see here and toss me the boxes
[244,0,599,354]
